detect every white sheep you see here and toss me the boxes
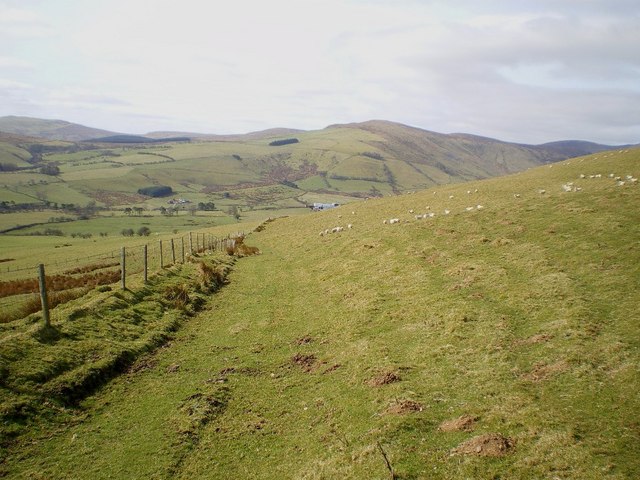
[449,195,454,199]
[409,209,414,214]
[428,212,435,218]
[514,194,521,198]
[415,214,423,220]
[347,224,353,229]
[476,205,484,210]
[383,219,388,225]
[465,206,474,211]
[389,218,400,224]
[617,181,626,187]
[332,226,344,233]
[444,209,450,215]
[538,189,546,194]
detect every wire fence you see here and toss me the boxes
[0,231,242,324]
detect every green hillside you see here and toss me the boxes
[1,148,638,478]
[1,120,624,226]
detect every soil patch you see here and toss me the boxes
[438,414,477,432]
[367,370,401,387]
[295,335,313,345]
[522,360,568,382]
[291,353,317,372]
[385,399,423,415]
[451,433,513,457]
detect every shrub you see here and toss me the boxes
[137,226,151,237]
[121,228,134,237]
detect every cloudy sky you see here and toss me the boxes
[1,0,639,144]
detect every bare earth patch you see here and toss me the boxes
[367,370,401,387]
[438,414,477,432]
[291,353,317,372]
[522,360,569,382]
[385,399,424,415]
[450,433,513,457]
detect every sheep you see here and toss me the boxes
[383,219,388,224]
[538,189,546,194]
[415,214,423,220]
[467,190,472,194]
[513,194,521,198]
[331,226,344,233]
[562,184,573,192]
[476,205,484,210]
[626,175,633,180]
[465,206,474,211]
[428,212,435,218]
[352,211,356,215]
[444,209,450,215]
[580,174,586,179]
[347,224,353,229]
[631,178,638,184]
[389,218,400,224]
[595,174,602,178]
[449,195,455,199]
[609,173,615,178]
[409,209,414,214]
[617,181,626,187]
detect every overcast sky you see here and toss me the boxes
[1,0,639,144]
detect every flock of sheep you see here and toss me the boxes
[318,154,637,237]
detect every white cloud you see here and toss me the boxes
[0,0,638,143]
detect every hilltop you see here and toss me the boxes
[1,147,638,478]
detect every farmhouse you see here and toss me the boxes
[311,202,340,211]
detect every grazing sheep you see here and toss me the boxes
[383,219,388,224]
[580,174,586,179]
[415,214,423,220]
[617,181,626,187]
[444,209,450,215]
[409,209,414,214]
[389,218,400,224]
[631,178,638,184]
[467,190,472,194]
[562,184,573,192]
[347,224,353,229]
[465,206,474,211]
[332,226,344,233]
[449,195,454,199]
[538,189,546,194]
[476,205,484,210]
[609,173,615,178]
[514,194,521,198]
[352,211,356,215]
[428,212,435,218]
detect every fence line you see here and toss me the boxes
[0,231,244,325]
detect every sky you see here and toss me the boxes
[1,0,639,144]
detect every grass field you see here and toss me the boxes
[0,148,638,478]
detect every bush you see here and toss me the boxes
[137,226,151,237]
[121,228,134,237]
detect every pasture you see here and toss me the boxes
[1,148,638,478]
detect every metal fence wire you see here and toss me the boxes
[0,231,242,324]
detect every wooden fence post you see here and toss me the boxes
[121,247,126,290]
[37,264,50,327]
[143,244,148,284]
[159,240,164,268]
[189,232,193,254]
[171,239,176,264]
[181,237,185,262]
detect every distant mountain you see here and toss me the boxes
[0,116,121,142]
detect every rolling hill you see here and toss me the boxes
[1,147,638,478]
[0,117,633,224]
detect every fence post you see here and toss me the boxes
[143,244,148,283]
[189,232,193,254]
[159,240,164,268]
[37,264,50,327]
[121,247,126,290]
[181,237,185,263]
[171,239,176,264]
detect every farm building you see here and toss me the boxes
[311,202,340,211]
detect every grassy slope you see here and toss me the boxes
[1,149,638,478]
